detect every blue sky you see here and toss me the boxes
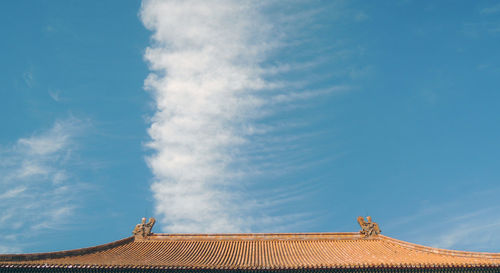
[1,0,500,254]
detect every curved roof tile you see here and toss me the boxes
[1,232,500,269]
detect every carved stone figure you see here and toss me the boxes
[357,216,381,237]
[133,217,156,238]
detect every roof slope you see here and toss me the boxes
[1,232,500,270]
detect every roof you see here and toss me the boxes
[1,218,500,271]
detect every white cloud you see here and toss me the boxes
[140,0,355,233]
[0,118,87,253]
[0,186,27,200]
[140,0,275,233]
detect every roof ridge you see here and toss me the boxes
[380,235,500,259]
[141,232,365,241]
[153,231,358,234]
[149,232,361,236]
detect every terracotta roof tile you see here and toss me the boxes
[1,232,500,269]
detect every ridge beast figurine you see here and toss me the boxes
[133,217,156,238]
[357,216,381,237]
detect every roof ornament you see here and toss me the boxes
[133,217,156,238]
[357,216,381,237]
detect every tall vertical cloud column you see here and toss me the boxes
[141,0,271,233]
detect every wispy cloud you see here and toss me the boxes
[390,189,500,252]
[0,118,88,253]
[140,0,276,233]
[140,0,335,233]
[461,5,500,38]
[22,69,34,88]
[140,0,359,233]
[48,89,61,102]
[430,209,500,250]
[480,3,500,15]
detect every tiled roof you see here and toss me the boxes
[1,232,500,270]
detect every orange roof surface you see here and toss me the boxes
[1,232,500,270]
